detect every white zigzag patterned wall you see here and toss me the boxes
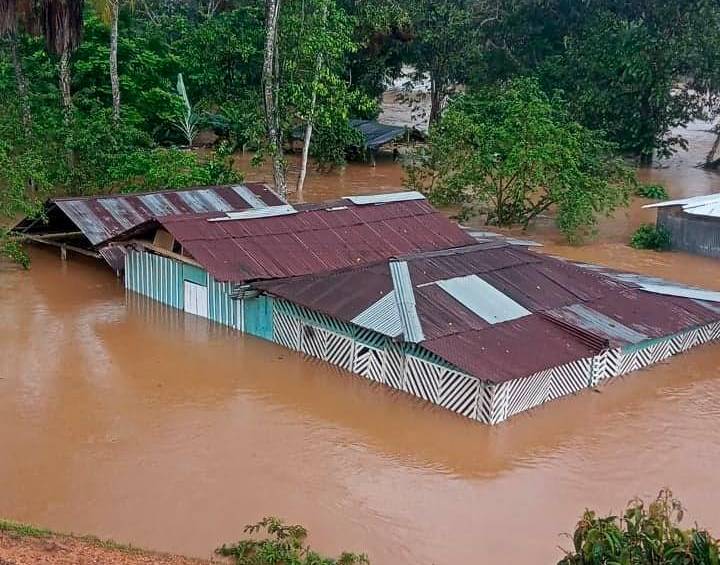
[271,299,720,425]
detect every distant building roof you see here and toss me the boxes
[15,183,285,248]
[643,192,720,218]
[257,243,720,383]
[349,119,414,150]
[147,193,475,283]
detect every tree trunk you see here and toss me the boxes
[296,111,313,196]
[428,73,443,126]
[58,49,73,121]
[109,0,120,123]
[262,0,287,198]
[296,27,324,196]
[705,128,720,169]
[8,34,32,134]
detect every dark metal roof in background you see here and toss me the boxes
[349,119,413,150]
[44,184,284,247]
[259,244,720,383]
[157,199,475,283]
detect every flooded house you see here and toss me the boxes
[117,191,720,423]
[12,183,285,273]
[644,193,720,258]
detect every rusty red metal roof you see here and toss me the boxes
[258,243,720,383]
[156,198,476,282]
[36,184,284,247]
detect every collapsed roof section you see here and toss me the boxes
[257,243,720,384]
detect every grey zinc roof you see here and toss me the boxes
[390,261,425,343]
[351,291,403,338]
[643,192,720,218]
[435,274,531,324]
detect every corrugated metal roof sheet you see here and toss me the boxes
[210,204,298,221]
[351,291,403,337]
[545,303,648,346]
[435,274,531,324]
[157,198,475,282]
[422,315,598,383]
[390,260,425,343]
[343,191,425,205]
[49,183,284,247]
[644,192,720,218]
[258,243,720,384]
[349,119,410,150]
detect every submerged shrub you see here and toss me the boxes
[631,224,671,250]
[636,183,669,200]
[217,517,369,565]
[558,489,720,564]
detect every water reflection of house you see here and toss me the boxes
[115,191,720,424]
[12,183,284,273]
[644,193,720,258]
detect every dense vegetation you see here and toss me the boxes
[406,78,635,241]
[217,517,368,565]
[631,224,672,251]
[559,490,720,564]
[2,0,720,259]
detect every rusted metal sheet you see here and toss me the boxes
[157,199,475,282]
[257,242,720,384]
[544,303,648,346]
[99,246,127,273]
[49,183,283,247]
[422,315,598,383]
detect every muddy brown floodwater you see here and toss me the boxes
[2,120,720,564]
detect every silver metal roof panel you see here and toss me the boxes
[231,184,271,209]
[351,291,403,337]
[436,274,531,325]
[209,204,297,222]
[343,191,425,205]
[554,303,648,344]
[390,260,425,342]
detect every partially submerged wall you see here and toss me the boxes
[658,207,720,258]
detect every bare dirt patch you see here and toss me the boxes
[0,522,218,565]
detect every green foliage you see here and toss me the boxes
[636,183,669,200]
[495,0,720,163]
[0,231,31,268]
[631,224,672,251]
[406,78,635,242]
[216,517,369,565]
[559,489,720,565]
[277,0,376,169]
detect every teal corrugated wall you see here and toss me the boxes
[125,251,276,341]
[208,276,237,328]
[182,263,207,285]
[242,296,274,340]
[125,250,183,309]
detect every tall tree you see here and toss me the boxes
[497,0,720,165]
[404,0,500,125]
[0,0,36,132]
[42,0,84,117]
[262,0,286,198]
[406,78,634,242]
[89,0,122,122]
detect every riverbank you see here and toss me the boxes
[0,520,213,564]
